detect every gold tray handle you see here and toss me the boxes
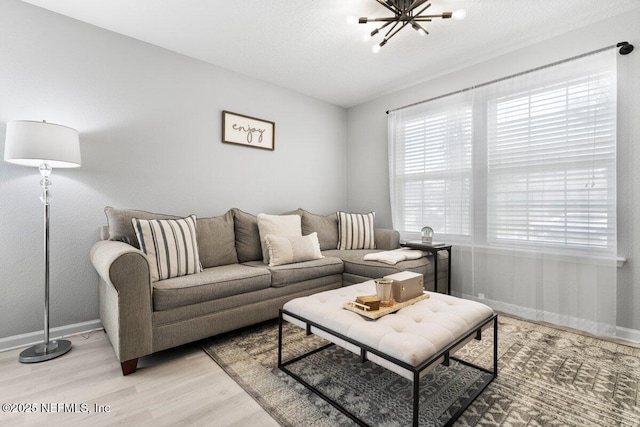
[345,300,371,311]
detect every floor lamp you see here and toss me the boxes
[4,120,81,363]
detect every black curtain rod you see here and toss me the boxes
[385,41,634,115]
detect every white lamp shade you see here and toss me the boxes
[4,120,81,168]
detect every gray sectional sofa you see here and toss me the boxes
[90,207,449,375]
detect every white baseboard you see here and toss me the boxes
[0,319,103,353]
[461,294,640,344]
[615,326,640,344]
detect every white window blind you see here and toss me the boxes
[487,69,617,253]
[389,49,617,255]
[389,98,473,240]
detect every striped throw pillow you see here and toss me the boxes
[337,211,376,250]
[132,215,202,282]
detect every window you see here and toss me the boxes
[486,71,616,253]
[389,50,617,255]
[389,99,473,240]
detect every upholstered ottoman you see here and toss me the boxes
[278,281,498,426]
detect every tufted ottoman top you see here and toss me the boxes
[283,280,494,373]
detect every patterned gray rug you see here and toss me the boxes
[201,315,640,426]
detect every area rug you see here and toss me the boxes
[201,315,640,426]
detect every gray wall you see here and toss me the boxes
[2,0,639,343]
[347,9,640,334]
[0,0,347,340]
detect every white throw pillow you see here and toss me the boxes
[336,211,376,250]
[132,215,202,282]
[265,233,323,267]
[257,213,302,264]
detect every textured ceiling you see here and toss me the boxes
[20,0,640,108]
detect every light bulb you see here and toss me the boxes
[452,9,467,20]
[346,16,358,25]
[372,43,381,53]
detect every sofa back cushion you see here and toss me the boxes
[232,208,263,263]
[105,206,179,249]
[257,213,302,264]
[300,209,339,251]
[197,210,239,268]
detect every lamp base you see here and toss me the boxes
[19,339,71,363]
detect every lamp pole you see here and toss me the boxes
[18,162,72,362]
[42,163,53,351]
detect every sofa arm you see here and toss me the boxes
[375,228,401,250]
[90,240,153,373]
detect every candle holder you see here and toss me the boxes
[374,278,394,307]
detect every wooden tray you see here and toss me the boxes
[343,293,430,319]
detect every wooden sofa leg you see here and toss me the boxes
[120,358,138,376]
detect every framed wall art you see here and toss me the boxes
[222,110,275,151]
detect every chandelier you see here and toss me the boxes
[347,0,466,53]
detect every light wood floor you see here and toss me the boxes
[0,330,280,426]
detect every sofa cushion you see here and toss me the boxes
[265,232,323,267]
[374,228,401,250]
[105,206,178,248]
[323,249,435,279]
[300,209,339,251]
[197,210,239,268]
[153,264,271,311]
[152,277,342,330]
[244,257,344,288]
[132,215,202,282]
[337,211,376,250]
[257,213,302,264]
[232,208,263,263]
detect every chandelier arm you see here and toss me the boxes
[376,20,396,33]
[397,2,430,23]
[383,20,402,39]
[368,19,395,38]
[414,14,449,20]
[408,0,430,14]
[411,3,432,19]
[364,2,435,23]
[373,0,399,14]
[373,3,430,23]
[367,17,407,22]
[383,18,413,43]
[413,21,429,35]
